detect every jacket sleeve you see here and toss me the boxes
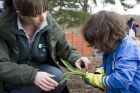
[56,31,81,66]
[0,38,38,84]
[103,44,139,89]
[47,12,81,67]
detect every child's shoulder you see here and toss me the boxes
[115,36,140,58]
[133,37,140,47]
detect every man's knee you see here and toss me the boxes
[40,65,64,82]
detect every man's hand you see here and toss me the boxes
[75,57,91,70]
[34,72,58,91]
[83,72,105,89]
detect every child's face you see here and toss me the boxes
[94,44,112,53]
[19,11,47,28]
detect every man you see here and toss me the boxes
[0,0,90,93]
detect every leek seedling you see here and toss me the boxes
[59,59,86,85]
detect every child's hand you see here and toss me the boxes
[94,67,104,74]
[75,57,91,70]
[83,72,105,89]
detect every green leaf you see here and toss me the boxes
[60,59,77,71]
[59,59,86,85]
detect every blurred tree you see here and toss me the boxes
[48,0,140,28]
[103,0,140,10]
[48,0,91,28]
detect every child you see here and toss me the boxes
[82,11,140,93]
[127,17,139,38]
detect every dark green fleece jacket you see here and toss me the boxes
[0,9,80,92]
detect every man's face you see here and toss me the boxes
[18,11,47,28]
[31,11,47,27]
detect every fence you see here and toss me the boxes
[65,32,93,56]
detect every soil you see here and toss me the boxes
[67,56,105,93]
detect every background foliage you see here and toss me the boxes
[48,0,140,28]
